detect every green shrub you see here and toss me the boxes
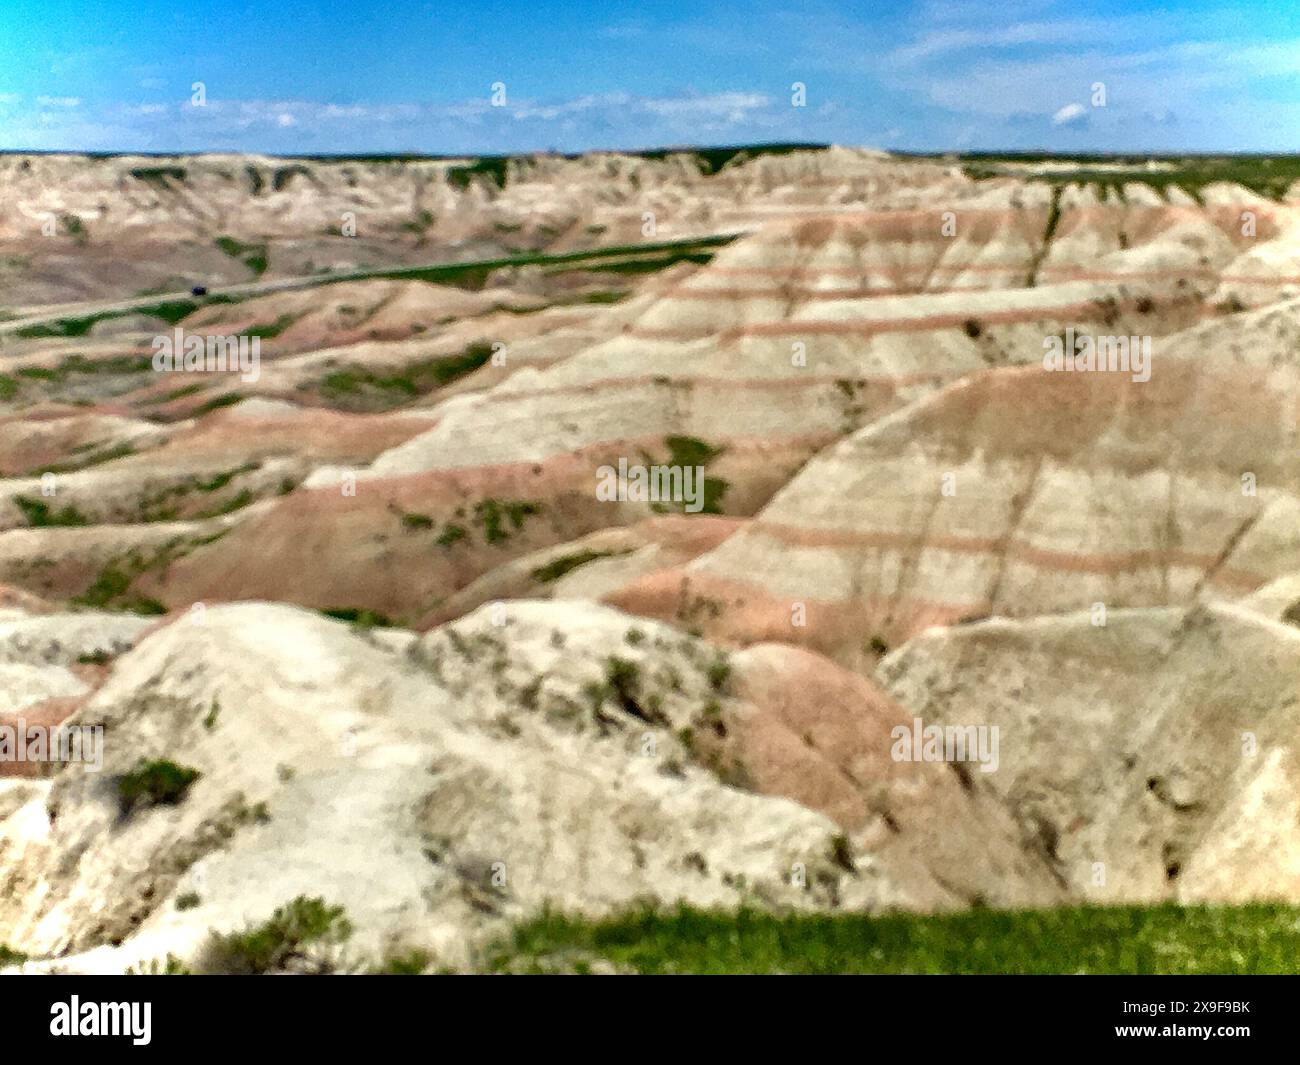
[61,215,87,241]
[201,896,352,975]
[77,563,131,606]
[245,313,297,339]
[320,345,493,408]
[130,166,187,185]
[272,165,310,192]
[706,656,732,692]
[605,656,640,696]
[321,607,394,628]
[74,561,167,615]
[193,392,244,415]
[73,561,167,615]
[436,523,468,548]
[475,498,540,545]
[531,549,625,583]
[214,236,269,277]
[197,488,255,518]
[664,434,723,468]
[400,511,435,530]
[446,157,509,191]
[197,462,259,492]
[13,495,88,527]
[0,944,27,966]
[118,759,201,810]
[374,949,432,975]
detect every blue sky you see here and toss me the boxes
[1,0,1297,154]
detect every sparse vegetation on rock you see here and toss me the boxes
[199,896,353,975]
[118,759,202,811]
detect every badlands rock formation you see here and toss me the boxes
[1,146,1298,971]
[0,603,879,970]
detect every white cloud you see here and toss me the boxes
[890,20,1118,65]
[35,96,81,108]
[1051,102,1087,127]
[510,94,624,121]
[641,92,770,119]
[3,89,794,153]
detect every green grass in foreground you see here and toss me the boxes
[488,902,1300,974]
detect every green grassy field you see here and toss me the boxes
[5,234,736,340]
[945,152,1300,202]
[486,902,1300,974]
